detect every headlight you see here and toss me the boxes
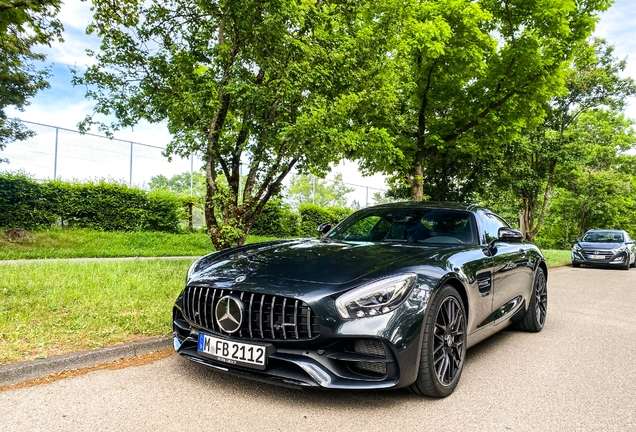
[612,246,627,254]
[335,274,418,319]
[573,243,582,251]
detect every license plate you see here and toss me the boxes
[588,255,605,260]
[197,333,267,370]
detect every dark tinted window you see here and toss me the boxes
[329,208,476,245]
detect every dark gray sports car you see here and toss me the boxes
[173,202,548,397]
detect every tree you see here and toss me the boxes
[353,0,612,202]
[487,40,635,242]
[149,171,206,197]
[75,0,395,249]
[0,0,62,162]
[287,173,354,208]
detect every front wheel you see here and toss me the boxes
[408,285,467,398]
[572,262,581,268]
[516,268,547,332]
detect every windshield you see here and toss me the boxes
[327,208,477,245]
[581,231,624,243]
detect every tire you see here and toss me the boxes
[408,285,467,398]
[630,255,635,268]
[572,262,581,268]
[516,268,547,332]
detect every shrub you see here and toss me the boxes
[298,204,352,237]
[0,172,183,233]
[250,200,300,238]
[0,172,57,230]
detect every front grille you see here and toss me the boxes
[582,250,613,260]
[181,286,320,341]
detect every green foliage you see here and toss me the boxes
[0,0,63,159]
[352,0,612,201]
[250,200,300,238]
[149,171,206,197]
[288,173,355,208]
[298,203,352,237]
[74,0,393,249]
[0,172,183,232]
[0,171,57,228]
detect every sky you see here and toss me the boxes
[3,0,636,204]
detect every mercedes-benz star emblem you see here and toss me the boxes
[215,295,244,334]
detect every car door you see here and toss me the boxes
[481,212,534,323]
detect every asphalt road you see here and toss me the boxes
[2,266,635,432]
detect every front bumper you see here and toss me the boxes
[172,289,428,390]
[571,249,629,266]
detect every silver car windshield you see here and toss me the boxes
[581,231,624,243]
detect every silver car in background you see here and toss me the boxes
[572,229,636,270]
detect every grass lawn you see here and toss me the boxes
[542,249,571,267]
[0,229,277,260]
[0,259,192,365]
[0,241,572,365]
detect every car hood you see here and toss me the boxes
[576,242,623,251]
[190,239,435,286]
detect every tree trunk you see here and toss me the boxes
[410,149,426,201]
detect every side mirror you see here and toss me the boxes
[572,238,580,243]
[626,240,635,245]
[497,227,523,243]
[317,223,332,236]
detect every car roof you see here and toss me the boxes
[365,201,486,213]
[585,229,624,233]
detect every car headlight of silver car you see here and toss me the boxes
[612,246,627,254]
[335,274,418,319]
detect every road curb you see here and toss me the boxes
[0,337,173,386]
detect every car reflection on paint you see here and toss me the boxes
[173,202,548,397]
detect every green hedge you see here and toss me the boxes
[250,200,300,238]
[298,203,353,237]
[0,172,183,232]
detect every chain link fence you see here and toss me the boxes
[1,119,388,207]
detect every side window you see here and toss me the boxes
[482,213,508,243]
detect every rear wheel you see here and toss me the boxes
[408,285,466,398]
[516,268,547,332]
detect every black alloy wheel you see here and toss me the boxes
[516,268,547,332]
[409,285,467,398]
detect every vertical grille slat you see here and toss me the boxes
[203,288,209,328]
[293,300,299,339]
[183,287,318,341]
[210,288,216,331]
[248,293,254,338]
[259,295,265,339]
[196,287,202,326]
[281,298,287,340]
[270,296,277,339]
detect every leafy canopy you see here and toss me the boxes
[0,0,63,161]
[75,0,396,249]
